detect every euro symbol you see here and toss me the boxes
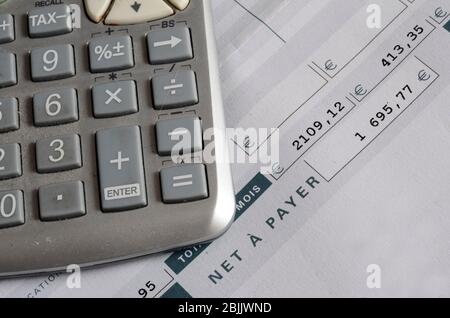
[355,84,367,96]
[324,59,337,71]
[272,162,284,175]
[435,7,447,18]
[244,136,255,149]
[418,70,430,82]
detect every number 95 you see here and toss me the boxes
[138,281,156,298]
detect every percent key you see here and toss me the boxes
[89,35,135,73]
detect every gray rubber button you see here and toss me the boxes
[160,164,208,203]
[0,97,19,133]
[0,52,17,88]
[96,126,147,212]
[147,26,193,64]
[152,70,198,109]
[156,117,203,156]
[0,143,21,180]
[39,181,86,221]
[89,35,134,73]
[31,44,75,82]
[28,5,73,38]
[0,190,25,229]
[92,80,138,118]
[33,88,79,126]
[0,14,14,43]
[36,134,82,173]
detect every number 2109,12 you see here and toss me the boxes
[292,102,346,151]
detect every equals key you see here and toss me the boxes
[160,164,209,204]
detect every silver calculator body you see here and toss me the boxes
[0,0,235,276]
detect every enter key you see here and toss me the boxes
[96,126,148,212]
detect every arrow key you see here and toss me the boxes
[104,0,173,25]
[147,26,193,65]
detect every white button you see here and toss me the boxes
[105,0,174,25]
[84,0,113,23]
[169,0,190,10]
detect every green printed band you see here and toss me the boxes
[161,283,192,298]
[444,20,450,33]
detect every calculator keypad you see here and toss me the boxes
[0,190,25,229]
[30,44,76,82]
[147,26,193,65]
[36,134,82,174]
[92,80,138,118]
[104,0,174,25]
[152,70,198,110]
[0,0,236,276]
[0,143,22,180]
[160,164,208,204]
[39,181,86,221]
[33,88,79,127]
[170,0,190,11]
[28,5,73,38]
[84,0,191,25]
[84,0,112,23]
[0,97,19,133]
[96,126,147,212]
[89,35,134,73]
[156,117,203,156]
[0,14,14,44]
[0,52,17,88]
[1,2,205,220]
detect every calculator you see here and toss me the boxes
[0,0,235,276]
